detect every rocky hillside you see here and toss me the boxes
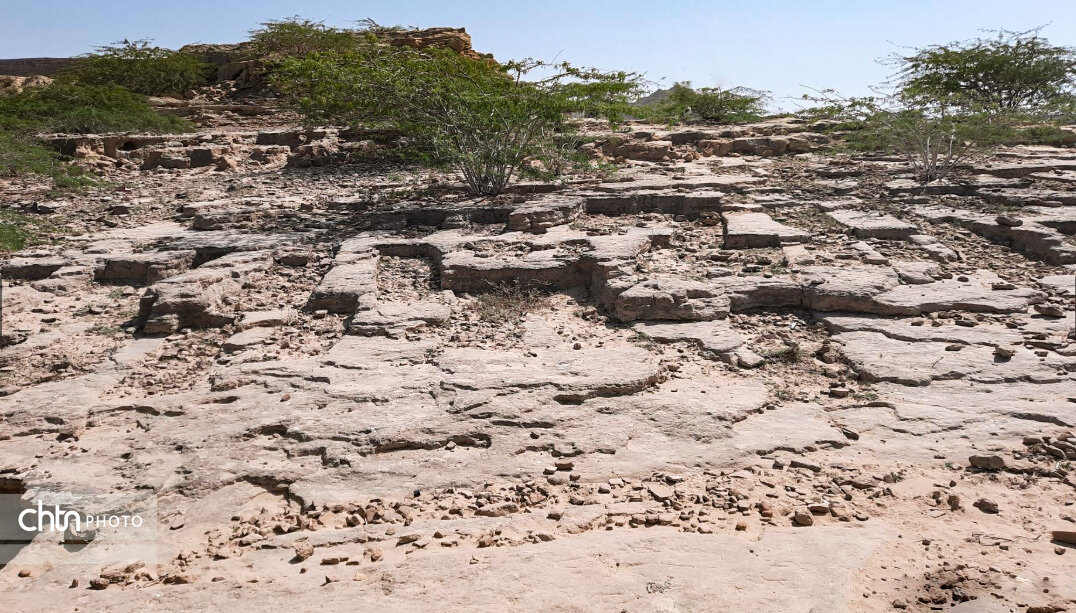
[0,28,1075,613]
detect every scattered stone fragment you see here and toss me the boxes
[293,542,314,561]
[792,508,814,526]
[969,454,1006,470]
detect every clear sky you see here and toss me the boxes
[3,0,1075,108]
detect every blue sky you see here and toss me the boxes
[3,1,1075,108]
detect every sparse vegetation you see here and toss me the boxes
[0,131,97,189]
[800,28,1076,182]
[850,100,1015,182]
[0,207,58,252]
[1011,123,1076,147]
[59,39,213,96]
[474,282,550,323]
[0,213,33,252]
[760,341,804,364]
[629,330,658,351]
[852,389,880,402]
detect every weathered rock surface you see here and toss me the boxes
[2,114,1074,613]
[94,250,195,284]
[631,320,744,360]
[723,212,810,248]
[826,209,917,240]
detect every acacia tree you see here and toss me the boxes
[893,27,1076,112]
[272,37,642,195]
[860,105,1013,182]
[803,90,1015,183]
[801,28,1076,184]
[647,82,769,124]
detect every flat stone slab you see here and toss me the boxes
[440,251,581,293]
[916,204,1076,265]
[631,320,743,359]
[908,235,958,263]
[109,338,165,366]
[811,198,861,211]
[723,212,809,249]
[834,330,1072,386]
[582,377,771,445]
[616,278,731,322]
[1038,274,1075,298]
[582,190,725,218]
[976,158,1076,178]
[731,402,849,455]
[2,524,889,612]
[594,173,765,193]
[821,314,1023,346]
[306,253,379,313]
[825,209,917,240]
[94,250,195,284]
[507,195,584,233]
[871,272,1043,315]
[438,345,663,402]
[324,336,436,368]
[162,230,302,264]
[799,265,901,313]
[1030,170,1076,184]
[348,301,451,336]
[236,309,296,330]
[222,327,274,353]
[2,256,67,280]
[878,379,1076,431]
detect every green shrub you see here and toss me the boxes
[0,81,187,190]
[272,38,642,195]
[800,28,1076,184]
[0,82,191,134]
[647,82,768,124]
[893,28,1076,112]
[0,206,62,252]
[60,40,212,96]
[0,131,93,184]
[0,216,33,252]
[248,17,362,59]
[1010,123,1076,146]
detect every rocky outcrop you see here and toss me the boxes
[94,250,195,285]
[381,27,482,59]
[137,250,272,333]
[0,74,51,93]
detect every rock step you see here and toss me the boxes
[917,205,1076,265]
[723,212,810,249]
[825,209,917,240]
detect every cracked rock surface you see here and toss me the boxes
[1,113,1075,612]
